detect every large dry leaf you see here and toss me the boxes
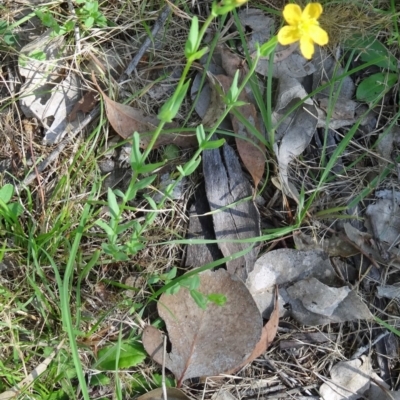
[320,356,372,400]
[225,287,279,374]
[203,142,261,280]
[216,74,266,189]
[142,269,262,386]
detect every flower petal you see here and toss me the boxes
[282,4,302,25]
[300,36,315,59]
[308,25,329,45]
[303,3,323,20]
[278,26,301,45]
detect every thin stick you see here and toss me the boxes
[162,335,168,400]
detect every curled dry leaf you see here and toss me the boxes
[142,269,262,387]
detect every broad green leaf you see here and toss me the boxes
[95,342,146,370]
[0,184,14,204]
[356,72,397,102]
[345,34,397,71]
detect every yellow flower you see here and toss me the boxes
[277,3,329,59]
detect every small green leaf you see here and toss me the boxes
[84,16,95,29]
[130,132,143,169]
[95,342,146,370]
[148,275,160,284]
[28,50,46,61]
[134,174,157,191]
[190,289,208,310]
[196,124,206,146]
[226,70,240,103]
[164,267,177,281]
[259,36,278,58]
[158,80,190,123]
[185,16,199,58]
[207,293,227,306]
[356,72,397,102]
[177,156,201,176]
[7,202,24,218]
[107,188,120,219]
[180,274,200,290]
[0,184,14,204]
[90,373,111,387]
[201,138,225,150]
[137,161,166,174]
[165,282,181,295]
[162,144,180,161]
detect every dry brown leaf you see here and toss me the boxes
[216,74,266,189]
[92,74,196,149]
[142,269,262,387]
[225,287,279,374]
[68,91,98,122]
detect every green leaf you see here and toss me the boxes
[226,70,240,103]
[180,274,200,290]
[164,266,177,281]
[84,16,95,29]
[356,72,397,102]
[95,342,146,370]
[0,184,14,204]
[345,34,397,71]
[165,282,181,295]
[201,138,225,150]
[196,124,206,146]
[28,50,46,61]
[177,156,201,176]
[89,373,111,387]
[7,202,23,218]
[130,132,143,169]
[162,144,180,161]
[107,188,120,219]
[185,16,199,58]
[158,80,190,123]
[134,174,157,191]
[137,161,166,174]
[190,289,208,310]
[258,36,278,58]
[207,293,227,306]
